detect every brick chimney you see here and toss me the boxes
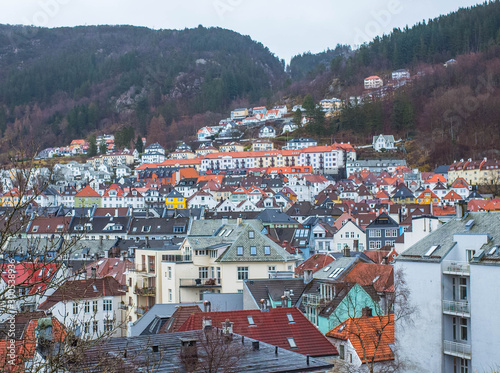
[362,307,372,317]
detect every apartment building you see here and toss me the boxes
[395,211,500,373]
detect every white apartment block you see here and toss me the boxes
[395,211,500,373]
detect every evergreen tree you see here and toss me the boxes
[99,141,107,154]
[87,135,97,157]
[135,135,144,154]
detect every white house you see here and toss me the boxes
[395,211,500,373]
[142,143,166,164]
[333,219,366,252]
[392,69,410,80]
[372,135,397,152]
[283,138,317,150]
[259,126,277,138]
[364,76,383,90]
[38,277,126,339]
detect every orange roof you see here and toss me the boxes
[179,167,199,179]
[365,75,382,80]
[416,188,439,199]
[483,199,500,211]
[75,185,100,198]
[136,163,162,170]
[295,254,335,276]
[467,199,487,212]
[342,262,394,292]
[427,174,446,183]
[432,205,456,216]
[375,190,390,199]
[326,314,394,364]
[159,158,201,166]
[443,190,462,200]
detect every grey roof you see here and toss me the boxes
[70,330,334,372]
[257,209,299,225]
[398,212,500,263]
[313,256,360,280]
[244,278,308,307]
[215,222,296,263]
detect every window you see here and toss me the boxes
[339,344,345,359]
[93,300,98,313]
[168,289,172,302]
[93,320,99,334]
[250,246,257,256]
[103,299,112,311]
[167,267,172,280]
[237,246,243,256]
[84,301,90,313]
[32,226,39,232]
[174,226,184,233]
[103,318,113,332]
[237,267,248,281]
[84,322,90,334]
[247,316,255,326]
[459,278,467,300]
[264,246,271,255]
[199,267,209,280]
[287,337,297,348]
[73,302,78,315]
[248,231,255,239]
[460,318,467,341]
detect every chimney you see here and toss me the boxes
[456,200,467,219]
[362,307,372,317]
[203,300,211,313]
[303,269,313,284]
[222,319,233,336]
[91,267,96,279]
[202,317,212,331]
[343,246,351,257]
[259,299,269,312]
[281,295,287,308]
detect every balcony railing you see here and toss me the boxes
[135,306,149,315]
[442,300,470,317]
[442,261,470,276]
[302,294,329,307]
[134,287,156,296]
[443,340,471,359]
[179,278,221,287]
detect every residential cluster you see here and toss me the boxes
[1,128,500,372]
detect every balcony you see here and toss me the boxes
[443,340,471,359]
[134,286,156,296]
[302,294,329,307]
[179,278,221,288]
[442,300,470,317]
[161,254,192,263]
[442,261,470,276]
[135,306,149,315]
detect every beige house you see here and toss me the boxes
[364,76,383,89]
[162,219,297,304]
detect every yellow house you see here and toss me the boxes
[231,108,249,120]
[1,189,20,207]
[165,190,186,209]
[416,188,440,205]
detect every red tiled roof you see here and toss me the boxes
[84,258,134,286]
[178,307,338,357]
[295,254,335,276]
[159,305,203,334]
[342,262,394,292]
[39,277,124,310]
[326,314,394,364]
[0,263,59,295]
[75,185,100,198]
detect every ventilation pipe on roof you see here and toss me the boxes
[203,300,211,313]
[362,307,373,317]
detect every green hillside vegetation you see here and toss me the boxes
[0,25,285,156]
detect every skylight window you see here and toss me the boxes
[247,316,255,326]
[323,266,331,272]
[424,245,439,257]
[488,246,498,255]
[328,267,344,278]
[287,337,297,348]
[225,229,233,237]
[286,313,294,323]
[218,229,226,236]
[92,285,98,292]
